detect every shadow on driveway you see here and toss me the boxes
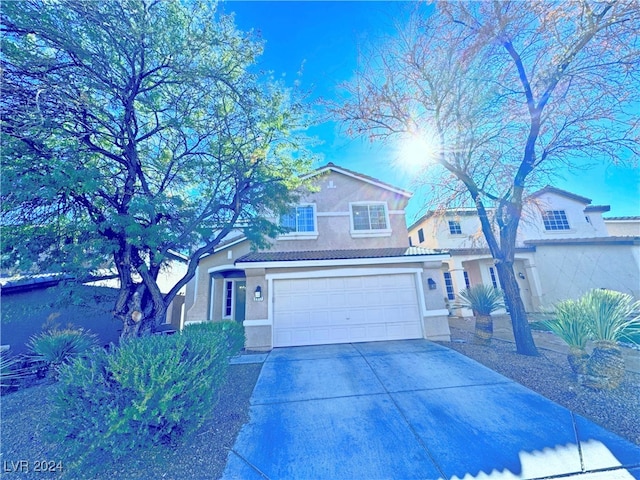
[223,340,640,480]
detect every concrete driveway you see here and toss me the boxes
[223,340,640,480]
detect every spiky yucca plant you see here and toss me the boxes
[28,328,99,378]
[454,285,505,344]
[581,289,640,390]
[545,300,591,377]
[1,352,32,388]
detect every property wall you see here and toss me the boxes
[532,242,640,306]
[269,170,411,251]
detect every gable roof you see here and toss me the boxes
[307,162,413,198]
[529,186,592,205]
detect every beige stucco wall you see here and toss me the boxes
[605,220,640,237]
[532,242,640,307]
[268,170,411,251]
[184,241,252,324]
[409,191,611,250]
[519,193,608,243]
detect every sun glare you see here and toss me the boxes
[396,133,439,174]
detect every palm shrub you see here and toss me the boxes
[544,300,591,378]
[28,328,99,378]
[453,285,505,344]
[581,289,640,390]
[50,321,244,472]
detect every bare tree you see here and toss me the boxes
[332,1,639,355]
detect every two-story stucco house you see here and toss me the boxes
[408,186,640,315]
[183,163,451,350]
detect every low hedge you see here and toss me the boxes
[50,321,245,470]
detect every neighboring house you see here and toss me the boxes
[184,163,451,350]
[408,186,640,315]
[604,216,640,237]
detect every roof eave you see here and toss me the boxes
[305,163,413,198]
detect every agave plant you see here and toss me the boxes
[28,328,99,378]
[544,299,591,378]
[0,352,32,388]
[453,285,505,344]
[580,289,640,390]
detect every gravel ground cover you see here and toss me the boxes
[441,326,640,446]
[0,363,261,480]
[2,332,638,479]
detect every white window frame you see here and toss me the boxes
[349,201,392,238]
[278,203,318,240]
[542,210,571,231]
[448,220,463,235]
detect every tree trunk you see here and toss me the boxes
[495,262,538,356]
[117,282,168,339]
[474,314,493,345]
[472,193,538,356]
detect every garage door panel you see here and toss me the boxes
[273,273,424,347]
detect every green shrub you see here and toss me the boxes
[581,289,640,343]
[28,328,98,374]
[50,321,244,469]
[453,284,505,316]
[545,299,591,349]
[183,320,245,353]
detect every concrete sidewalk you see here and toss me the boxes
[222,340,640,480]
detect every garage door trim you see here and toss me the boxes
[266,267,426,347]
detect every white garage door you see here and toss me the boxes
[273,273,423,347]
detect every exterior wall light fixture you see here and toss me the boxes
[254,286,263,301]
[427,278,437,290]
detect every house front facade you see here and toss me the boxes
[408,186,640,315]
[184,163,451,350]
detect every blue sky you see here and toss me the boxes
[222,1,639,221]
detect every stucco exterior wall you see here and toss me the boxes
[409,214,486,250]
[519,193,608,243]
[409,190,611,250]
[532,243,640,306]
[184,241,252,324]
[268,170,411,251]
[605,220,640,237]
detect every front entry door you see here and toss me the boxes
[234,280,246,322]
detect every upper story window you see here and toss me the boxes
[448,220,462,235]
[280,204,317,238]
[542,210,570,231]
[418,228,425,243]
[350,202,391,237]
